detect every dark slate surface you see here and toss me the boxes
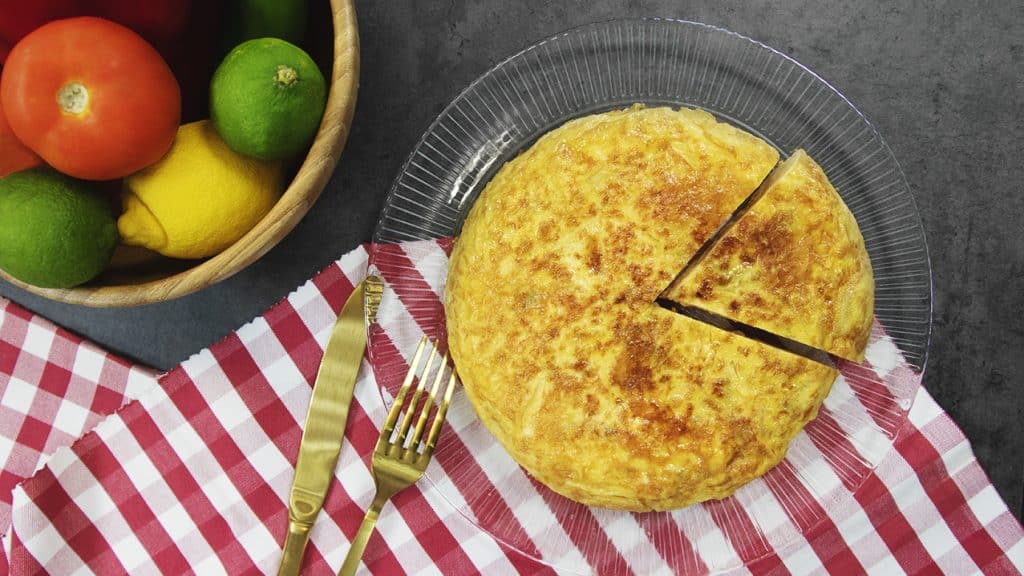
[2,1,1021,520]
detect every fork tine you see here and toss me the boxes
[378,337,427,451]
[393,340,437,451]
[424,367,458,456]
[409,351,449,452]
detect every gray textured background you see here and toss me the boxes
[2,1,1022,520]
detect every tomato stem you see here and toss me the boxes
[274,66,299,88]
[57,82,89,115]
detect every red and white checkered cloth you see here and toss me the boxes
[0,243,1022,574]
[0,299,159,574]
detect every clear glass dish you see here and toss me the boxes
[368,18,931,574]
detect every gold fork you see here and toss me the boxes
[338,336,458,576]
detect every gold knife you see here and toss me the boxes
[278,275,384,576]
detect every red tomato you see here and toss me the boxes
[1,17,181,180]
[0,97,41,178]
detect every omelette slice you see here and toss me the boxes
[663,149,874,361]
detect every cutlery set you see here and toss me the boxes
[278,275,456,576]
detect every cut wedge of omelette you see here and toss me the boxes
[445,106,860,512]
[663,149,874,362]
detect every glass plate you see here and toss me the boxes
[367,19,931,574]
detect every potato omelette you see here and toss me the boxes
[663,149,874,361]
[445,106,861,511]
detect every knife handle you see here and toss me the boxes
[278,519,313,576]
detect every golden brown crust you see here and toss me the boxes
[665,149,875,361]
[446,107,841,511]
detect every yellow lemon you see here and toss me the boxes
[118,120,283,259]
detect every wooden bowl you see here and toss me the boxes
[0,0,359,307]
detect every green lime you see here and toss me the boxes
[210,38,326,161]
[0,169,117,288]
[223,0,308,50]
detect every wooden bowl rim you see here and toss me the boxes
[1,0,360,307]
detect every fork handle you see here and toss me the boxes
[338,492,388,576]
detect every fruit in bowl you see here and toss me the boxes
[0,97,40,178]
[0,0,359,306]
[211,38,327,161]
[0,169,117,289]
[2,17,181,181]
[119,120,283,259]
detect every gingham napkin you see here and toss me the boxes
[1,243,1022,575]
[0,299,159,574]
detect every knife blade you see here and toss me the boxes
[278,274,384,576]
